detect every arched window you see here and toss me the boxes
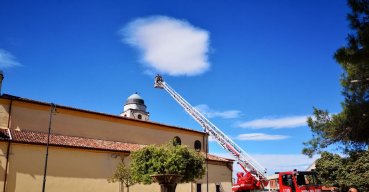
[173,136,181,146]
[194,140,201,151]
[137,114,142,119]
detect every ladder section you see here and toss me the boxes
[154,75,267,182]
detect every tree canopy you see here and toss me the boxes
[130,141,205,185]
[303,0,369,157]
[315,151,369,191]
[303,0,369,190]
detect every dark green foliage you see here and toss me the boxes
[303,0,369,157]
[130,141,205,184]
[315,151,369,191]
[315,152,343,187]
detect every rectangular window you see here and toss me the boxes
[197,183,201,192]
[282,174,290,186]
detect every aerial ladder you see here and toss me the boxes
[154,75,269,191]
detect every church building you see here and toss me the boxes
[0,74,233,192]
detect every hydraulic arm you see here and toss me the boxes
[154,75,268,185]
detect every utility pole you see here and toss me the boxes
[42,103,56,192]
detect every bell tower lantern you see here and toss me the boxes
[120,93,149,121]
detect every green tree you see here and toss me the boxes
[303,0,369,157]
[108,161,137,192]
[130,141,205,185]
[314,152,342,187]
[315,151,369,191]
[341,150,369,191]
[303,1,369,190]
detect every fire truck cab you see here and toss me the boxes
[276,170,322,192]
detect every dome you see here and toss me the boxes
[127,93,142,100]
[125,93,145,105]
[121,92,149,120]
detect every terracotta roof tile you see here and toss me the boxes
[5,129,144,152]
[202,152,234,163]
[0,129,233,163]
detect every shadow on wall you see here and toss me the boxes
[4,144,125,191]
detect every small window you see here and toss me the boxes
[282,174,289,186]
[282,174,294,187]
[173,136,181,146]
[197,183,201,192]
[194,140,201,151]
[137,114,142,119]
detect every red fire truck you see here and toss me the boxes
[154,75,322,192]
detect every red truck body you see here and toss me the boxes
[277,170,322,192]
[232,171,269,192]
[232,172,262,191]
[232,170,322,192]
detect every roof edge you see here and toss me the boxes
[1,94,205,135]
[0,129,232,163]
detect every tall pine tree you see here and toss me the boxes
[303,0,369,157]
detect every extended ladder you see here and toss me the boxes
[154,75,267,183]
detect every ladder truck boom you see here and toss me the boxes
[154,75,268,186]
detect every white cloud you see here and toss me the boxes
[238,115,308,129]
[122,15,210,76]
[252,154,319,174]
[0,49,21,68]
[235,133,289,141]
[195,104,241,119]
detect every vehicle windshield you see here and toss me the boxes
[296,172,320,185]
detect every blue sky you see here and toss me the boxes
[0,0,349,174]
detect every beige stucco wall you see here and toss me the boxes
[3,144,121,192]
[196,162,233,192]
[0,98,233,192]
[0,99,206,152]
[0,143,232,192]
[0,142,8,191]
[0,100,10,129]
